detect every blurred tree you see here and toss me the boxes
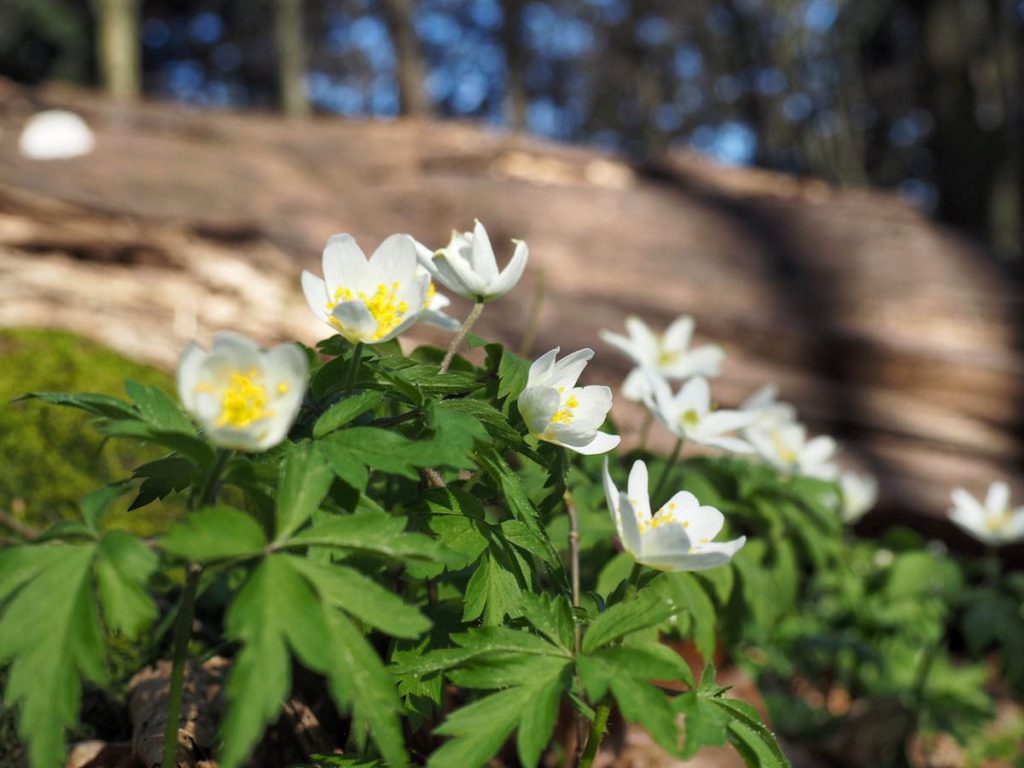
[501,0,528,129]
[0,0,91,85]
[379,0,430,115]
[275,0,310,117]
[94,0,140,98]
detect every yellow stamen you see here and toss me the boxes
[217,372,270,428]
[329,282,409,340]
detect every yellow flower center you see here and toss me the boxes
[680,409,700,428]
[770,430,798,464]
[657,348,679,367]
[551,395,580,425]
[427,281,436,303]
[217,372,269,428]
[328,282,409,340]
[986,509,1011,531]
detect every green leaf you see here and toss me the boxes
[711,697,792,768]
[276,442,334,541]
[321,606,410,767]
[0,544,106,768]
[313,390,385,438]
[162,506,268,563]
[657,572,718,660]
[80,481,133,531]
[130,456,194,511]
[582,588,679,654]
[437,398,522,445]
[220,556,334,768]
[17,390,137,419]
[429,657,569,768]
[94,532,158,639]
[463,550,526,625]
[521,593,575,652]
[285,514,454,563]
[124,379,195,434]
[286,557,430,639]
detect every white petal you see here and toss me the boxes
[617,492,643,556]
[677,345,724,378]
[950,488,987,528]
[641,536,746,571]
[559,430,620,455]
[301,271,330,324]
[620,368,651,402]
[517,385,560,436]
[662,315,695,351]
[434,249,489,297]
[564,385,613,433]
[623,317,659,361]
[322,234,368,292]
[600,330,646,367]
[330,301,378,344]
[700,408,758,437]
[486,238,528,300]
[743,384,778,411]
[602,458,623,533]
[801,435,838,469]
[547,348,595,391]
[675,376,711,416]
[368,233,420,289]
[176,341,206,412]
[700,435,755,454]
[986,481,1010,513]
[469,219,499,282]
[527,348,560,388]
[626,461,652,525]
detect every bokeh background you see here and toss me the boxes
[3,0,1022,259]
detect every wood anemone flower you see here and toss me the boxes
[603,459,746,571]
[949,482,1024,546]
[517,347,621,455]
[416,219,528,303]
[302,233,429,344]
[177,331,308,452]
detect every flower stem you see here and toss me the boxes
[565,490,581,655]
[440,301,485,374]
[579,703,612,768]
[637,410,654,450]
[161,564,201,768]
[624,560,645,599]
[162,449,230,768]
[343,342,365,395]
[652,436,684,503]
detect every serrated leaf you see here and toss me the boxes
[0,544,106,768]
[124,379,196,434]
[94,532,158,639]
[286,557,430,639]
[429,658,569,768]
[276,442,334,541]
[313,390,385,438]
[220,556,334,768]
[711,697,792,768]
[673,686,731,757]
[285,514,454,563]
[582,588,678,654]
[521,593,575,652]
[463,550,525,625]
[437,398,522,445]
[130,456,194,511]
[162,506,268,563]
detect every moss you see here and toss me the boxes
[0,328,182,534]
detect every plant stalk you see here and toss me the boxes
[440,301,484,374]
[343,342,365,395]
[637,410,654,450]
[565,490,581,655]
[652,436,684,503]
[579,702,611,768]
[162,449,230,768]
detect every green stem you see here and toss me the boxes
[343,342,365,395]
[565,489,581,654]
[440,301,485,374]
[161,565,201,768]
[161,449,230,768]
[624,561,645,599]
[637,410,654,451]
[579,703,612,768]
[652,436,684,503]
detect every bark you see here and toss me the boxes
[93,0,140,99]
[274,0,310,118]
[379,0,430,116]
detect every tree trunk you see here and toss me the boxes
[502,0,528,130]
[379,0,430,116]
[94,0,140,99]
[275,0,310,119]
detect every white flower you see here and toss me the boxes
[747,422,838,479]
[948,482,1024,546]
[643,375,755,452]
[600,315,724,402]
[177,332,308,452]
[839,471,878,523]
[416,220,528,303]
[742,384,797,432]
[518,348,620,455]
[409,246,460,330]
[302,234,429,344]
[19,110,95,160]
[603,459,745,571]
